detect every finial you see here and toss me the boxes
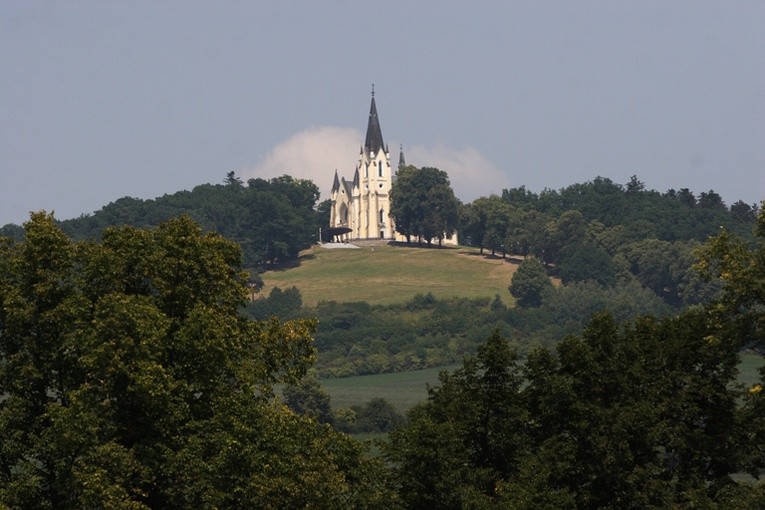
[371,83,375,98]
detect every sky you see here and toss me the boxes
[1,1,763,226]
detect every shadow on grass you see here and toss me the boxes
[458,249,524,264]
[388,241,460,250]
[267,252,316,272]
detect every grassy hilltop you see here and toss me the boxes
[261,243,522,306]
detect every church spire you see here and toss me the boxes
[331,169,340,193]
[398,144,406,169]
[364,85,385,155]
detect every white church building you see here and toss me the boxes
[328,89,458,245]
[329,88,402,241]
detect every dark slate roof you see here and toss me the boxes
[331,170,340,192]
[364,95,385,154]
[342,177,353,197]
[352,167,360,188]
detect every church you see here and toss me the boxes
[328,88,404,242]
[328,89,458,245]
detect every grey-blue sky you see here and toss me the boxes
[1,1,763,226]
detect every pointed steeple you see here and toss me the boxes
[398,144,406,169]
[353,167,360,188]
[331,169,340,193]
[364,85,384,154]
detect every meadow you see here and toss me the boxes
[323,354,765,415]
[262,243,521,306]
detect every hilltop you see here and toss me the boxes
[260,243,522,306]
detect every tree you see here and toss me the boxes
[558,241,617,286]
[697,201,765,349]
[386,330,527,509]
[0,212,393,509]
[509,257,553,307]
[283,373,335,425]
[387,316,765,509]
[224,170,243,188]
[390,165,459,246]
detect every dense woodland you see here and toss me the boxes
[1,172,329,271]
[2,172,764,507]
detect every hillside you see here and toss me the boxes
[260,243,522,306]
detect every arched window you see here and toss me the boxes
[378,160,383,177]
[379,208,385,223]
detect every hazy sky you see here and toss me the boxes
[2,1,763,226]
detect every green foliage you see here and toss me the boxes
[493,177,756,306]
[245,278,674,379]
[558,241,618,286]
[336,398,404,434]
[697,201,765,350]
[390,165,460,245]
[283,373,335,425]
[509,257,552,307]
[0,213,394,509]
[387,315,764,509]
[50,173,322,270]
[246,285,303,320]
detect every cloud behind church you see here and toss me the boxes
[242,125,511,203]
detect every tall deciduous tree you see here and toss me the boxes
[390,166,459,246]
[0,212,393,509]
[509,257,553,307]
[387,314,765,509]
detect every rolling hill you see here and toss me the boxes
[260,243,522,306]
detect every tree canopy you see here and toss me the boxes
[509,257,553,307]
[0,213,392,509]
[45,174,322,270]
[390,165,459,245]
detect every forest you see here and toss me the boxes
[1,172,763,507]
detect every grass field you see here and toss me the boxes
[262,244,520,306]
[323,354,765,415]
[738,353,765,387]
[321,364,460,414]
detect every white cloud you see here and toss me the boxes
[243,127,509,203]
[406,143,511,202]
[241,126,362,201]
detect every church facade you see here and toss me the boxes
[329,90,402,241]
[329,90,457,245]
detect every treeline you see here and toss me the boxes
[246,280,670,378]
[461,176,758,308]
[0,173,328,270]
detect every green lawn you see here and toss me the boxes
[321,365,460,414]
[262,244,519,306]
[738,353,765,387]
[323,354,765,416]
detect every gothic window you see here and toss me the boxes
[379,208,384,223]
[378,161,383,177]
[339,203,348,225]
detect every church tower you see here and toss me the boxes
[330,87,396,240]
